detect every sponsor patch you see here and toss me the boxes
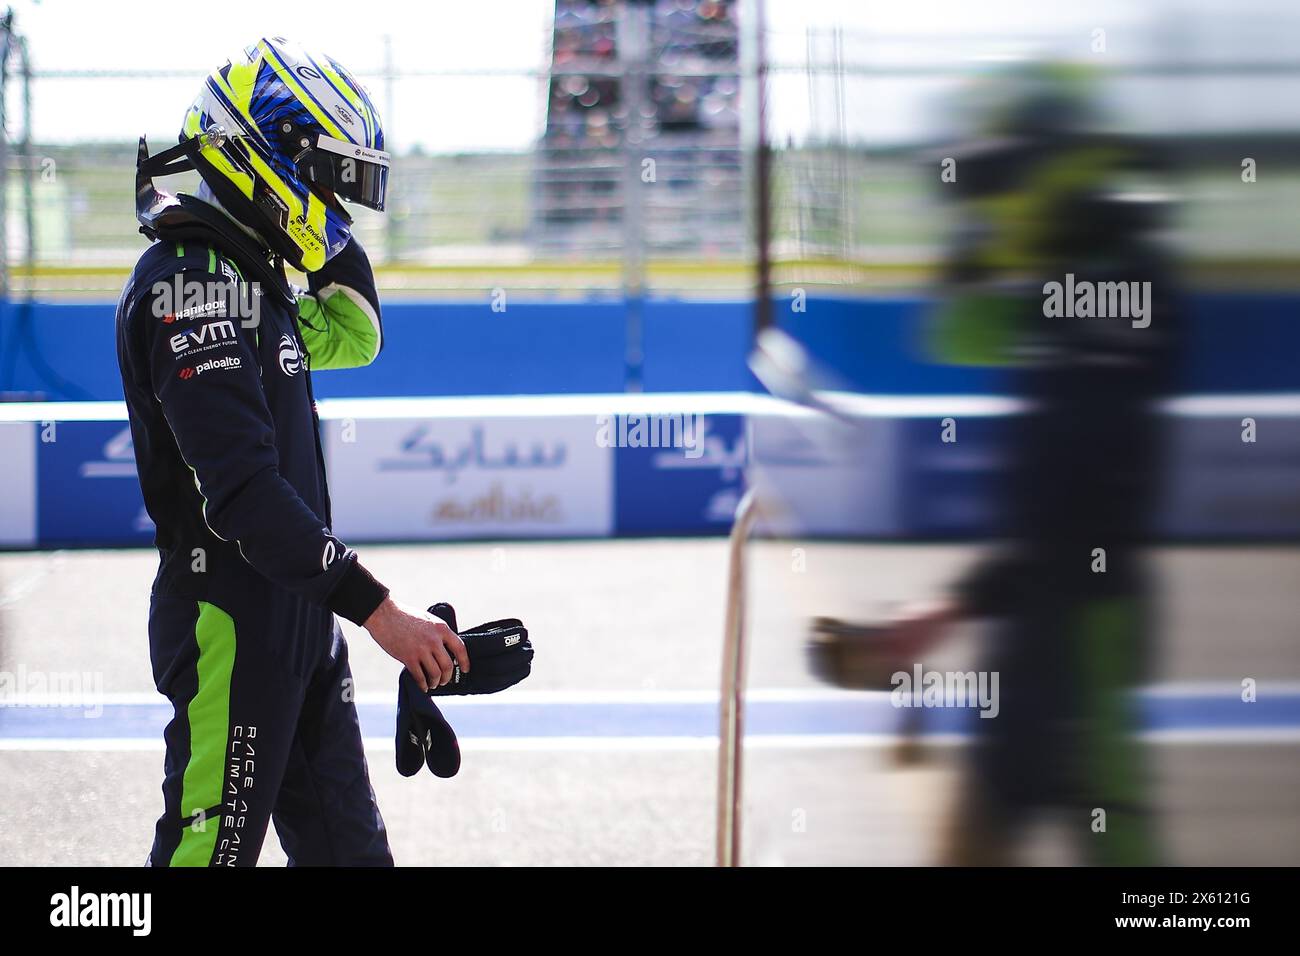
[163,299,227,324]
[179,355,243,379]
[170,319,238,355]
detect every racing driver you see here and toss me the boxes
[116,37,466,866]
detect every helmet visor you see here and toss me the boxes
[298,134,390,212]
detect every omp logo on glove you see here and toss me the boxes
[394,602,534,779]
[425,602,533,697]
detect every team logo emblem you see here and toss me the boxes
[278,333,302,376]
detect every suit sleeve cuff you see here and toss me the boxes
[328,558,390,626]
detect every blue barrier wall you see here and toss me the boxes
[777,296,1009,395]
[0,302,123,402]
[1,293,1295,401]
[1177,293,1300,393]
[2,293,1300,403]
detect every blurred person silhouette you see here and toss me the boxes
[813,63,1183,865]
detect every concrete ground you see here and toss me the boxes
[1,539,1297,866]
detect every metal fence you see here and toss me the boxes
[3,26,1299,297]
[4,141,957,297]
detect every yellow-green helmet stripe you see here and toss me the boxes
[207,65,263,141]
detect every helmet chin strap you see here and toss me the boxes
[134,125,224,193]
[135,127,242,237]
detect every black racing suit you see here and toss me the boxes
[116,208,394,866]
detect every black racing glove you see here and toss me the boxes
[395,602,533,779]
[424,602,533,697]
[395,602,465,778]
[395,668,460,778]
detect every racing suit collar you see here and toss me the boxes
[195,180,268,247]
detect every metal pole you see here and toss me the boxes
[752,0,772,334]
[19,33,33,278]
[717,0,771,866]
[617,1,651,392]
[0,13,13,302]
[382,34,397,263]
[717,486,758,867]
[833,26,850,260]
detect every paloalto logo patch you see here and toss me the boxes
[179,355,242,380]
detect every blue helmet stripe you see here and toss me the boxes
[250,61,298,124]
[261,41,359,145]
[306,50,374,147]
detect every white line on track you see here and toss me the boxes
[3,728,1299,753]
[6,681,1300,708]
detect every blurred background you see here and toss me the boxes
[0,0,1296,866]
